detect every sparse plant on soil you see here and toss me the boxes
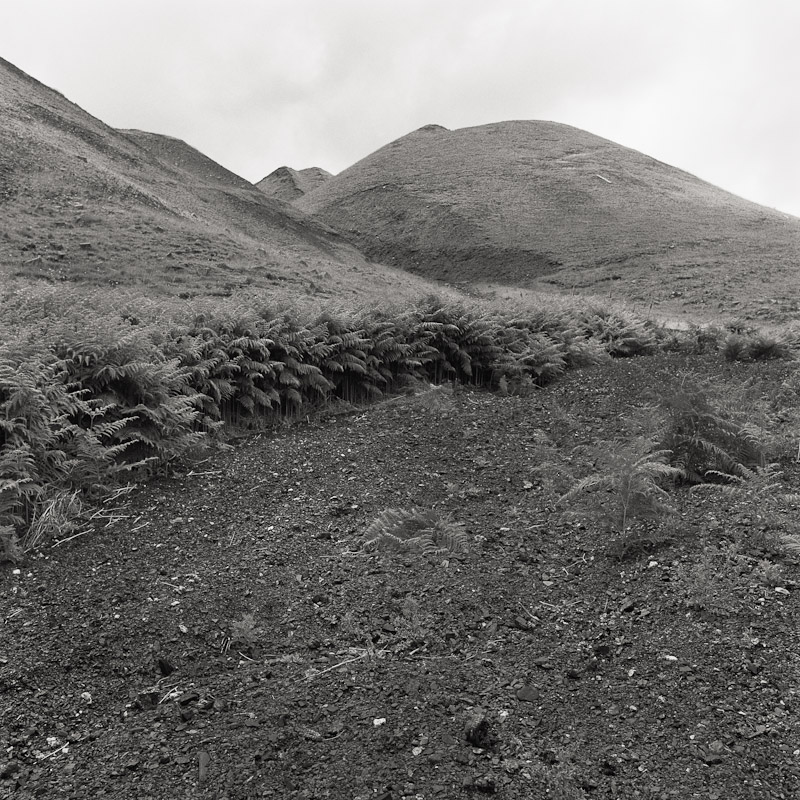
[692,463,800,554]
[558,437,682,547]
[679,545,743,616]
[752,558,784,587]
[722,332,796,362]
[228,612,259,651]
[24,489,86,552]
[362,508,469,557]
[526,428,575,496]
[657,375,767,483]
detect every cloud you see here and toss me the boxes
[2,0,799,214]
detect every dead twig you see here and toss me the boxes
[36,742,70,760]
[51,529,90,547]
[303,652,368,680]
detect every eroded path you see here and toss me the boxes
[3,355,800,799]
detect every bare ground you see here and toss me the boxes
[3,354,800,799]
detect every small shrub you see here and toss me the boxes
[228,613,259,651]
[722,333,795,362]
[363,508,469,557]
[679,546,743,616]
[721,334,751,362]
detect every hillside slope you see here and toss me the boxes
[256,165,332,202]
[0,57,433,301]
[298,121,800,320]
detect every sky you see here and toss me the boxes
[2,0,799,216]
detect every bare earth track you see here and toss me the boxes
[4,354,800,799]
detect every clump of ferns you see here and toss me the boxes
[656,323,722,355]
[0,357,144,556]
[500,316,608,372]
[363,508,470,559]
[53,327,206,467]
[359,316,432,391]
[315,315,382,405]
[162,329,235,429]
[722,332,797,362]
[692,463,800,556]
[578,307,658,357]
[657,375,767,484]
[412,303,501,386]
[492,328,570,390]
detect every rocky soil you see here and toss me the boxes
[2,354,800,799]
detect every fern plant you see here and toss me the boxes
[579,308,657,357]
[693,463,800,553]
[658,377,766,483]
[363,508,469,558]
[559,437,682,538]
[722,332,796,362]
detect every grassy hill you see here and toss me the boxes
[0,57,437,303]
[297,121,800,322]
[256,165,332,202]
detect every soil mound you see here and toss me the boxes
[298,120,800,319]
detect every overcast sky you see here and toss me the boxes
[2,0,799,215]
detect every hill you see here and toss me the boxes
[256,165,332,202]
[297,121,800,321]
[0,57,435,302]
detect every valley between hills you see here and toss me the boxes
[2,55,800,800]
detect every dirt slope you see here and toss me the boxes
[297,121,800,321]
[257,166,332,202]
[0,58,435,302]
[3,354,800,798]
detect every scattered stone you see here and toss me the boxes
[464,708,495,748]
[0,761,21,779]
[158,658,175,676]
[135,689,161,710]
[198,750,211,783]
[515,684,539,702]
[473,773,497,793]
[177,691,199,706]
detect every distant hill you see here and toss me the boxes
[0,57,435,302]
[298,121,800,320]
[257,166,332,202]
